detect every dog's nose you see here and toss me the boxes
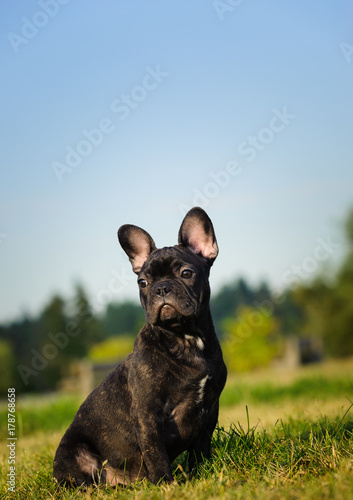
[155,282,172,297]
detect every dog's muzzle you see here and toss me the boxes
[147,280,196,325]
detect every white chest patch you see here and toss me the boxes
[184,334,205,350]
[196,375,208,405]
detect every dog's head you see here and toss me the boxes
[118,207,218,329]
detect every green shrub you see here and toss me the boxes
[221,306,282,372]
[0,339,15,392]
[88,335,135,363]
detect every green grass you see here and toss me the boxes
[1,394,79,436]
[1,359,353,499]
[220,373,353,407]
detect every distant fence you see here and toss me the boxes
[59,359,122,396]
[58,337,322,396]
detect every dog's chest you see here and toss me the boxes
[163,350,214,424]
[162,371,212,447]
[177,334,215,406]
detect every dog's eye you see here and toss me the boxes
[138,279,148,288]
[181,269,193,279]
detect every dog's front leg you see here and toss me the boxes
[188,401,220,472]
[188,430,212,473]
[131,400,173,484]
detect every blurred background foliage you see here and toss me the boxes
[1,209,353,394]
[221,306,282,372]
[88,335,135,364]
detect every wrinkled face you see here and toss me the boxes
[137,246,210,329]
[118,207,218,331]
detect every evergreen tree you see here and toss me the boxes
[68,284,104,358]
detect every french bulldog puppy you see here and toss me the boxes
[53,207,227,487]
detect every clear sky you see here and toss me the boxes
[1,1,353,323]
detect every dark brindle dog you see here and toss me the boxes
[53,207,227,487]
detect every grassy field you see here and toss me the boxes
[1,358,353,499]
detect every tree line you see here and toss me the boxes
[1,209,352,394]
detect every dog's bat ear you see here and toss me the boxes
[118,225,156,274]
[178,207,218,265]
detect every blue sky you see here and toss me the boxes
[1,1,353,323]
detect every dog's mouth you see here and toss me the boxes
[159,304,178,321]
[147,297,197,328]
[159,303,179,322]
